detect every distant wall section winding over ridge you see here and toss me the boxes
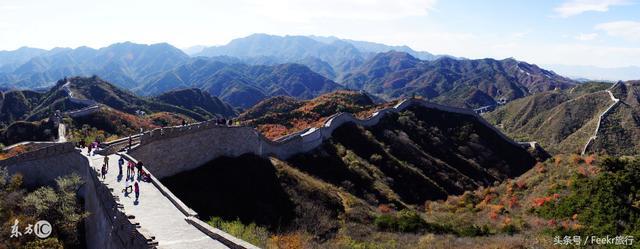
[581,82,621,155]
[130,98,536,179]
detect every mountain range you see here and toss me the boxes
[0,34,580,110]
[194,34,442,80]
[342,52,575,108]
[0,76,235,128]
[143,59,343,108]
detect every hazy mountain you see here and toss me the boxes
[182,45,207,56]
[142,58,343,108]
[0,42,189,89]
[0,47,48,73]
[195,34,367,80]
[342,52,577,108]
[546,64,640,82]
[309,35,439,60]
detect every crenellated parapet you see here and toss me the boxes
[0,142,76,167]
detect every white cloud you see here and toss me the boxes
[595,21,640,41]
[575,33,598,41]
[554,0,630,18]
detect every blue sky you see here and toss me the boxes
[0,0,638,68]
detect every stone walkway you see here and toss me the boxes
[86,150,229,249]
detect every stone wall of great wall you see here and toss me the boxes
[581,82,622,155]
[130,98,534,179]
[0,143,157,249]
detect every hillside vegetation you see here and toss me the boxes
[240,90,384,139]
[65,108,193,144]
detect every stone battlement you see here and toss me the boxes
[0,142,76,167]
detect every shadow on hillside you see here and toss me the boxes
[161,154,295,229]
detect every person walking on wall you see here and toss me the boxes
[101,163,107,180]
[127,160,134,180]
[128,135,132,151]
[134,181,140,202]
[136,161,143,180]
[87,143,92,156]
[118,156,124,176]
[103,155,109,172]
[123,179,132,196]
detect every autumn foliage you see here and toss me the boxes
[269,233,307,249]
[0,145,29,160]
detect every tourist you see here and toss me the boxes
[118,156,124,176]
[136,161,143,179]
[182,119,187,126]
[103,155,109,172]
[134,182,140,202]
[87,144,92,156]
[128,135,132,150]
[123,179,132,196]
[127,160,134,180]
[101,163,107,180]
[139,168,150,182]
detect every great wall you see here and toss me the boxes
[128,98,540,179]
[581,82,621,155]
[0,89,541,248]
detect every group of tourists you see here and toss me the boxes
[117,155,148,202]
[213,118,241,126]
[96,154,145,203]
[79,139,101,156]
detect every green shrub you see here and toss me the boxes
[374,210,433,233]
[374,214,397,231]
[396,210,426,232]
[457,224,491,237]
[207,217,269,247]
[501,224,517,235]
